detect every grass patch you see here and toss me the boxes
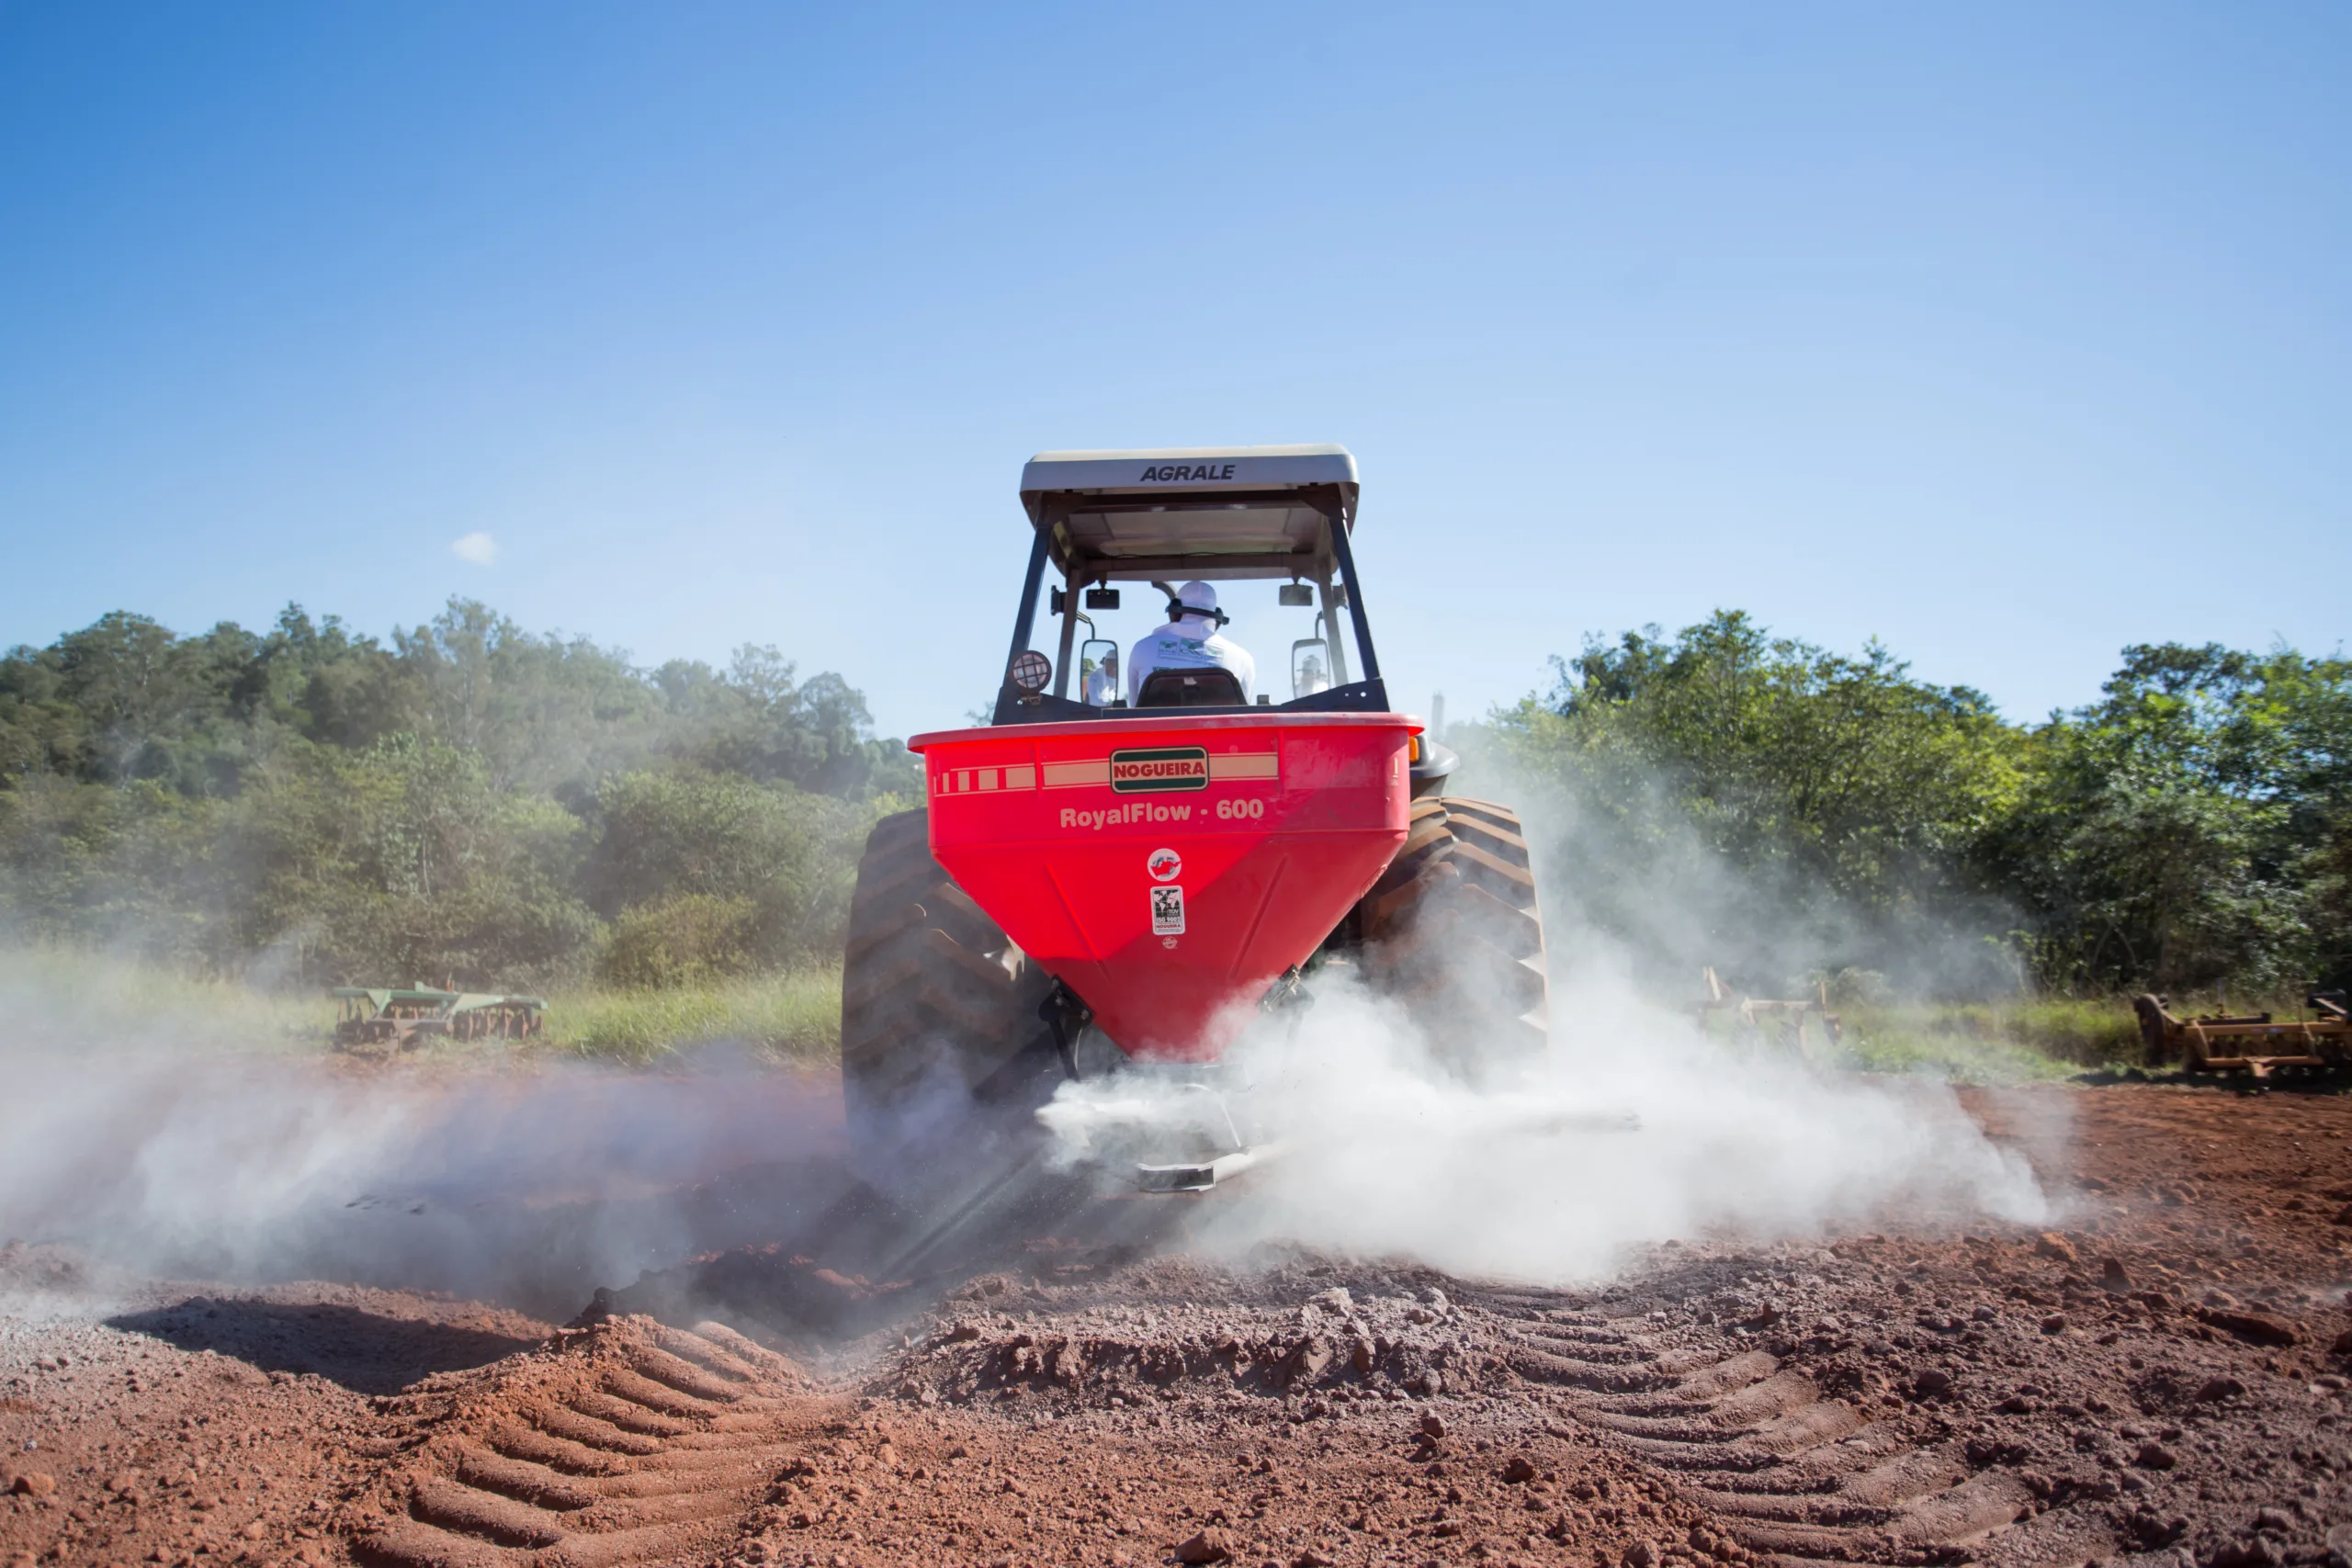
[1843,990,2346,1083]
[1939,997,2148,1065]
[539,968,840,1066]
[1691,992,2154,1083]
[1826,991,2333,1082]
[0,944,332,1053]
[1836,996,2146,1082]
[18,942,2290,1089]
[1831,1006,2098,1084]
[0,944,840,1066]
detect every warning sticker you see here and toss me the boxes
[1149,885,1186,936]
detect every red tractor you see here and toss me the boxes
[841,446,1548,1205]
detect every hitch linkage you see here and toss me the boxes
[1038,980,1092,1081]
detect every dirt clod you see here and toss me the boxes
[2198,1306,2299,1346]
[1175,1525,1235,1562]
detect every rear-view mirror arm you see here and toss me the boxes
[1053,570,1081,699]
[1314,560,1351,686]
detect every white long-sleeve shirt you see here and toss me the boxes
[1127,615,1256,703]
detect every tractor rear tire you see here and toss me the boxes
[838,808,1062,1213]
[1354,795,1550,1073]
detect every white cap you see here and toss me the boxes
[1177,581,1218,613]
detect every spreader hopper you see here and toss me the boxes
[911,713,1414,1061]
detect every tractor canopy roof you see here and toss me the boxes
[1020,444,1359,582]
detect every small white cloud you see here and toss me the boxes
[450,532,499,566]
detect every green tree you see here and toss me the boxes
[582,769,889,979]
[286,735,601,987]
[651,646,920,797]
[1482,611,2023,993]
[0,599,912,987]
[1981,643,2352,992]
[389,600,662,794]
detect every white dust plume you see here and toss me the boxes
[0,1021,845,1315]
[1039,962,2050,1284]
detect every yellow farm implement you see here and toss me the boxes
[2132,992,2352,1076]
[1696,967,1843,1056]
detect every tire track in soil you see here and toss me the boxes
[12,1083,2351,1568]
[865,1256,2075,1567]
[1475,1289,2043,1568]
[346,1319,835,1568]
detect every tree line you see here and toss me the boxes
[0,601,916,988]
[1476,611,2351,1001]
[4,601,2343,1000]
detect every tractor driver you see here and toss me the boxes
[1127,580,1256,704]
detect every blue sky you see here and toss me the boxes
[2,3,2345,738]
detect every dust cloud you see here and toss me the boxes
[0,1006,848,1318]
[1036,757,2054,1283]
[1037,962,2048,1285]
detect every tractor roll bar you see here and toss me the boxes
[998,527,1055,710]
[992,487,1386,725]
[1324,502,1381,685]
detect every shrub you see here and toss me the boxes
[596,893,763,989]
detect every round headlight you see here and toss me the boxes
[1008,649,1052,694]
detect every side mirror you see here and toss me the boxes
[1279,583,1315,607]
[1080,638,1122,705]
[1291,638,1331,699]
[1085,587,1122,610]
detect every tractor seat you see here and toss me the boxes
[1135,668,1247,708]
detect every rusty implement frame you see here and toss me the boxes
[2132,992,2352,1077]
[1695,966,1843,1057]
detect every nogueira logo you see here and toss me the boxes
[1109,747,1208,794]
[1136,463,1237,482]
